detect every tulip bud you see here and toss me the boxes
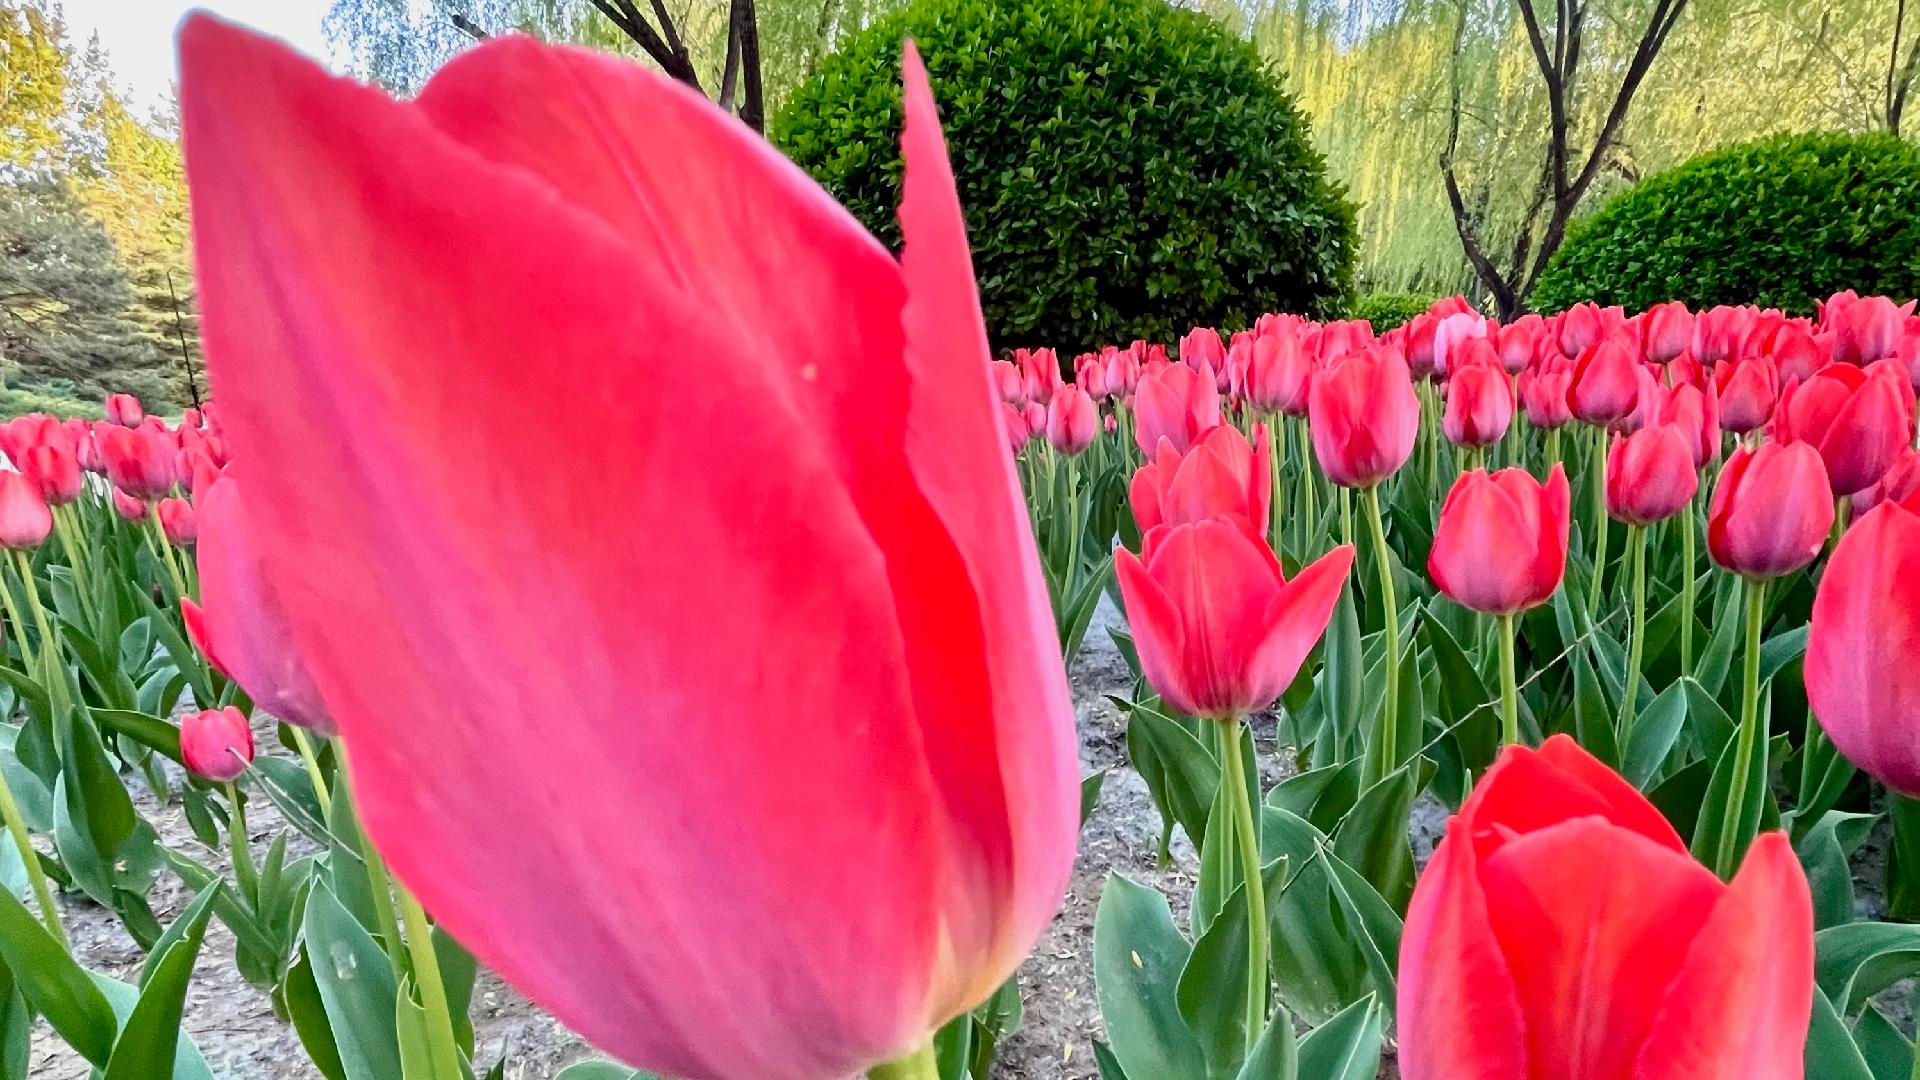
[1567,335,1641,425]
[1639,300,1693,362]
[1606,425,1698,525]
[1712,355,1777,435]
[1807,492,1920,794]
[1826,294,1914,366]
[158,497,198,546]
[1852,446,1920,521]
[1441,352,1513,449]
[21,442,82,506]
[1179,326,1226,380]
[0,473,53,550]
[1115,519,1353,719]
[1653,381,1720,468]
[1517,362,1573,429]
[1308,345,1420,488]
[179,706,255,782]
[1556,302,1606,359]
[1128,425,1270,535]
[1492,313,1543,374]
[1044,387,1097,455]
[1428,465,1571,615]
[1707,442,1834,579]
[1774,359,1915,497]
[1245,333,1312,416]
[104,393,145,427]
[1132,361,1221,455]
[100,424,178,500]
[990,359,1024,405]
[111,488,148,522]
[1771,321,1827,385]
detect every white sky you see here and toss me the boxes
[58,0,338,110]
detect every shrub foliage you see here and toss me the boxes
[1348,292,1437,331]
[772,0,1356,353]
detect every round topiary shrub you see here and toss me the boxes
[771,0,1356,354]
[1349,292,1439,331]
[1532,131,1920,315]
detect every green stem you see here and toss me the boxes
[1268,417,1285,556]
[289,726,333,819]
[1620,525,1648,740]
[50,506,96,632]
[1217,720,1269,1052]
[1298,417,1318,551]
[1680,503,1696,672]
[1587,425,1609,617]
[1338,486,1353,549]
[1715,579,1769,879]
[1464,446,1485,473]
[224,782,259,905]
[1064,456,1083,584]
[6,550,65,716]
[869,1043,939,1080]
[146,511,190,604]
[397,885,468,1080]
[1546,427,1563,473]
[1830,496,1848,555]
[1362,485,1401,786]
[1498,612,1520,746]
[0,755,61,943]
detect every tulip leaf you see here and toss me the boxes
[1816,922,1920,1014]
[1317,586,1363,762]
[89,708,182,765]
[1690,576,1742,699]
[1851,1004,1912,1080]
[280,943,350,1080]
[101,887,219,1080]
[1080,769,1108,827]
[1233,1003,1298,1080]
[1124,701,1218,859]
[0,872,116,1066]
[1790,723,1857,843]
[1194,723,1257,937]
[1759,625,1809,684]
[1687,713,1771,876]
[1795,811,1876,930]
[1258,807,1395,1024]
[0,980,28,1080]
[1330,762,1423,912]
[1569,646,1620,770]
[1265,761,1360,837]
[1621,678,1688,790]
[1093,873,1208,1080]
[1680,677,1736,761]
[1177,856,1287,1077]
[1295,995,1383,1080]
[1803,987,1875,1080]
[932,1011,973,1080]
[88,973,213,1080]
[1091,1040,1131,1080]
[1417,605,1497,782]
[304,881,404,1080]
[1886,798,1920,922]
[552,1064,650,1080]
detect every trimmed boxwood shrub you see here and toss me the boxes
[1348,292,1438,331]
[1532,132,1920,315]
[772,0,1356,353]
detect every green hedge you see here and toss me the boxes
[1348,292,1438,332]
[1532,132,1920,315]
[772,0,1356,353]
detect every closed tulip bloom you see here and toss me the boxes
[1245,332,1312,415]
[1428,465,1570,616]
[21,442,82,505]
[1775,359,1915,496]
[1567,335,1641,425]
[1019,401,1046,442]
[1399,735,1812,1080]
[99,424,177,500]
[1606,425,1698,526]
[1653,381,1720,468]
[1771,321,1827,385]
[1442,354,1513,449]
[1044,387,1097,455]
[1492,313,1543,374]
[0,472,53,550]
[181,23,1077,1079]
[989,359,1024,404]
[182,481,334,734]
[1516,361,1573,429]
[1556,302,1606,358]
[104,393,144,427]
[1404,313,1441,380]
[158,496,198,546]
[1103,349,1139,397]
[1826,293,1914,366]
[1180,326,1226,378]
[1806,492,1920,795]
[1133,360,1221,455]
[1432,312,1489,379]
[1127,424,1271,535]
[1116,519,1353,719]
[1689,304,1753,365]
[111,488,148,522]
[1708,442,1835,578]
[1308,345,1420,488]
[1712,355,1777,435]
[1638,300,1692,362]
[1852,446,1920,520]
[179,706,255,783]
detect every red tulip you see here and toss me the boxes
[1442,353,1513,449]
[1044,386,1097,455]
[104,393,145,427]
[111,488,148,522]
[1606,425,1698,525]
[1000,403,1031,453]
[180,21,1077,1077]
[1180,325,1226,375]
[1639,300,1692,362]
[1770,320,1827,385]
[1307,345,1419,488]
[157,496,198,546]
[1133,360,1221,455]
[21,442,82,506]
[1127,424,1271,535]
[1492,314,1543,374]
[0,472,52,550]
[1707,442,1834,578]
[1245,332,1312,416]
[1567,334,1641,425]
[1774,358,1915,496]
[1712,355,1777,436]
[1556,302,1606,359]
[99,424,176,500]
[1652,380,1720,468]
[179,706,255,783]
[1019,400,1046,442]
[1665,351,1706,392]
[1399,736,1812,1080]
[1516,360,1573,429]
[1404,313,1441,380]
[1807,491,1920,795]
[1823,292,1914,366]
[989,359,1024,404]
[1689,305,1752,365]
[182,481,335,735]
[1428,465,1570,616]
[1851,446,1920,520]
[1116,518,1352,719]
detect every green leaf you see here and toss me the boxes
[1804,987,1875,1080]
[1317,587,1363,762]
[1177,857,1287,1077]
[1092,874,1207,1080]
[101,885,219,1080]
[280,944,349,1080]
[0,877,116,1066]
[1092,1040,1131,1080]
[552,1064,650,1080]
[1330,762,1420,912]
[1621,679,1688,790]
[1796,811,1876,931]
[1688,717,1769,875]
[1125,701,1219,857]
[1295,996,1383,1080]
[304,882,403,1080]
[1080,769,1108,827]
[1264,761,1360,837]
[88,974,213,1080]
[89,709,181,764]
[1233,1004,1298,1080]
[1816,921,1920,1014]
[136,882,220,990]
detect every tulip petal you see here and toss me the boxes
[1114,544,1191,715]
[1397,820,1530,1079]
[1478,817,1723,1080]
[1247,544,1354,708]
[1807,500,1920,795]
[1463,736,1688,859]
[1630,833,1813,1079]
[179,17,975,1077]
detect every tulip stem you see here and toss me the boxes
[1546,427,1563,475]
[144,512,191,604]
[1498,613,1520,746]
[50,506,97,632]
[1268,418,1285,556]
[0,750,62,944]
[7,549,67,716]
[289,726,333,819]
[1587,425,1609,617]
[1064,456,1083,584]
[869,1042,938,1080]
[1297,417,1318,551]
[224,782,259,904]
[1715,579,1769,879]
[335,743,408,972]
[1620,524,1648,740]
[1362,485,1401,786]
[1831,497,1848,553]
[1217,720,1269,1051]
[396,884,469,1080]
[1680,503,1696,671]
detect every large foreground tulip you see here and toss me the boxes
[1806,492,1920,796]
[179,19,1077,1080]
[1399,736,1812,1080]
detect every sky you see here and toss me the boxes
[58,0,338,109]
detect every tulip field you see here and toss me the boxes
[9,12,1920,1080]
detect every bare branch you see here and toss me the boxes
[446,13,490,41]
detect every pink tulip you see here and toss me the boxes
[1245,332,1313,416]
[1639,300,1693,362]
[111,489,148,522]
[99,424,176,500]
[157,497,198,546]
[104,393,145,427]
[1713,355,1777,436]
[1516,359,1573,429]
[1044,386,1097,455]
[180,21,1076,1078]
[1774,359,1916,497]
[21,442,82,506]
[1308,345,1420,488]
[1428,466,1571,616]
[1607,424,1699,526]
[1442,352,1513,449]
[1567,334,1641,425]
[1824,292,1914,366]
[0,473,52,550]
[179,706,255,782]
[1128,424,1270,535]
[1133,360,1221,455]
